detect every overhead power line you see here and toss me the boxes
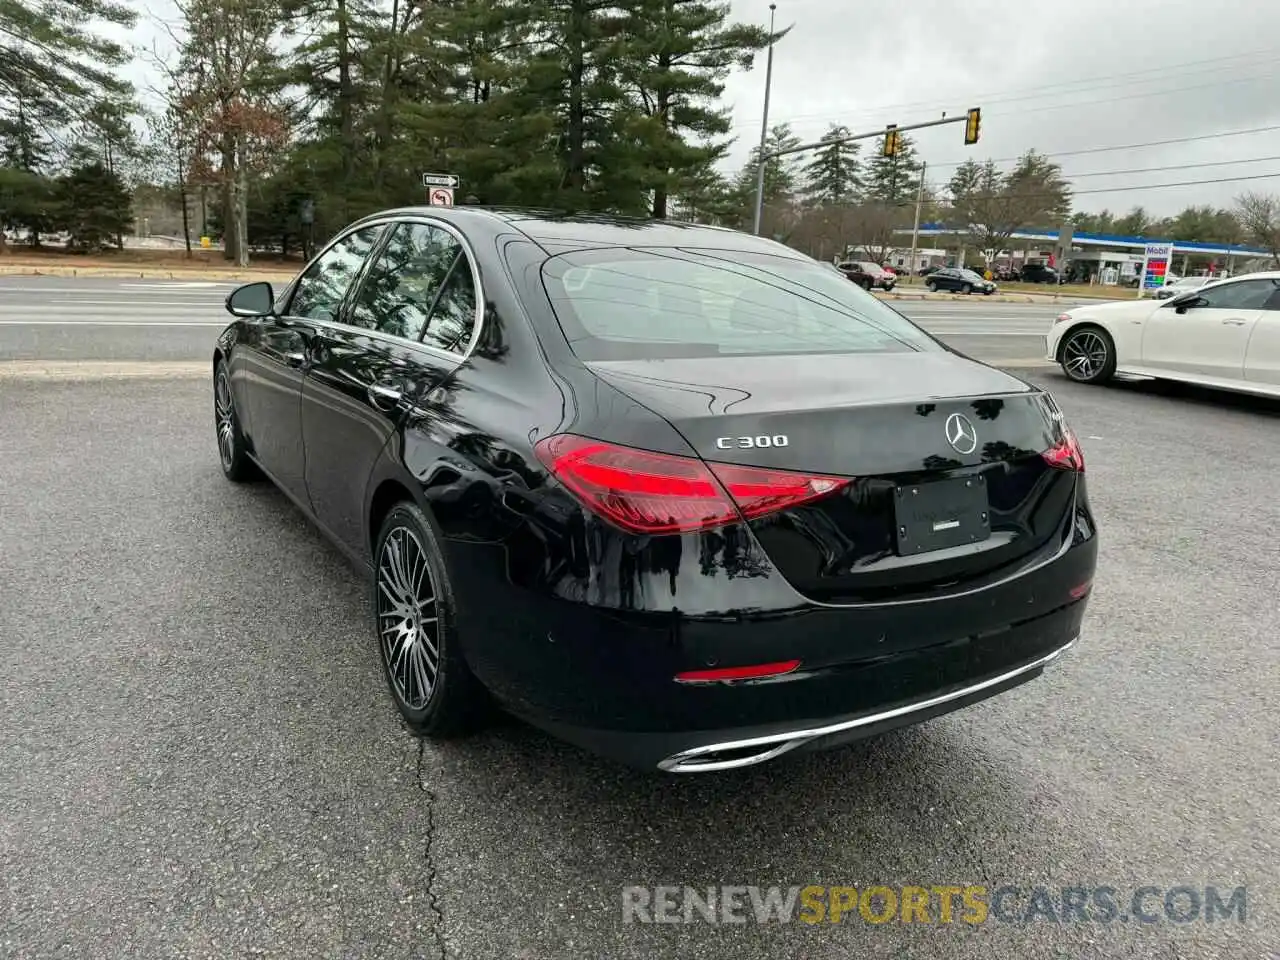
[733,46,1280,131]
[1064,155,1280,180]
[921,124,1280,172]
[935,171,1280,207]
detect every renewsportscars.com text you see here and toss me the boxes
[621,884,1247,926]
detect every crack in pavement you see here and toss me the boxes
[415,740,447,960]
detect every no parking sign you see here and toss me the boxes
[422,172,459,207]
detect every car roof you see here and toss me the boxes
[351,205,809,258]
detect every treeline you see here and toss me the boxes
[4,0,1280,267]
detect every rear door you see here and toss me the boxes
[301,218,482,555]
[1244,285,1280,387]
[1140,277,1273,381]
[234,223,385,498]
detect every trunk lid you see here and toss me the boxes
[587,352,1077,603]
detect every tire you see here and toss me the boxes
[373,501,487,738]
[983,289,993,296]
[214,359,260,482]
[961,283,973,295]
[861,279,872,291]
[1058,324,1117,384]
[926,281,938,292]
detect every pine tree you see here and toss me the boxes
[53,161,132,252]
[735,123,801,204]
[618,0,774,218]
[863,131,922,208]
[0,0,136,144]
[801,124,861,205]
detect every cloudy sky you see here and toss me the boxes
[116,0,1280,217]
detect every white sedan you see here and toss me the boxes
[1046,272,1280,398]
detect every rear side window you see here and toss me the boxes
[541,248,940,361]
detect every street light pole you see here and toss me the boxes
[751,3,777,237]
[908,160,926,282]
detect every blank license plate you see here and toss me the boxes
[894,475,991,555]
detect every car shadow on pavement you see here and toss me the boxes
[1027,368,1280,417]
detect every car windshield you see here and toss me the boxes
[541,247,942,361]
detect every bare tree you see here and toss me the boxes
[1235,191,1280,266]
[947,151,1071,264]
[850,203,906,265]
[168,0,287,266]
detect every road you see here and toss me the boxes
[0,276,1060,366]
[3,278,1279,959]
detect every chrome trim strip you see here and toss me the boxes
[657,638,1076,773]
[275,213,486,366]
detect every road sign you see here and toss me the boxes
[422,173,460,189]
[1141,242,1174,293]
[429,187,454,207]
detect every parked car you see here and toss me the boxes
[925,267,997,295]
[1048,270,1279,397]
[212,207,1094,772]
[1154,275,1211,300]
[1019,263,1062,284]
[836,261,896,291]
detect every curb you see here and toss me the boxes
[0,361,211,381]
[875,290,1114,304]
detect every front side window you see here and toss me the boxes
[541,247,940,361]
[286,225,384,321]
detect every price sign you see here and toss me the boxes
[1142,242,1174,290]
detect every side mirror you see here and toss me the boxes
[226,281,276,318]
[1170,291,1201,313]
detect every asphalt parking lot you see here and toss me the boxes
[2,288,1279,958]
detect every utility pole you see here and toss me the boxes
[908,160,926,283]
[751,3,778,237]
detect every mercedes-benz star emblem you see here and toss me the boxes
[944,412,978,455]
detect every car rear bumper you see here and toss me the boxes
[461,521,1095,771]
[522,594,1085,771]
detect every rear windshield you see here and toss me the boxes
[540,247,942,361]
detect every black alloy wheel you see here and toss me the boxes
[373,501,486,736]
[214,360,259,482]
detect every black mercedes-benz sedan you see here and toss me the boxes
[212,207,1096,773]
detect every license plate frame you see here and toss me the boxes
[894,474,991,556]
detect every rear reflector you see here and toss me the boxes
[1042,427,1085,472]
[533,434,850,535]
[675,660,802,684]
[1069,579,1092,599]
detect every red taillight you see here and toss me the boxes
[1042,427,1085,472]
[533,433,850,535]
[675,660,802,684]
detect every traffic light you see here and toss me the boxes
[882,125,900,158]
[964,107,981,145]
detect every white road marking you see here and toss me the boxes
[0,360,210,379]
[0,319,225,326]
[120,282,232,288]
[41,299,222,306]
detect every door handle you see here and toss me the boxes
[1221,318,1248,325]
[368,382,405,409]
[283,350,307,366]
